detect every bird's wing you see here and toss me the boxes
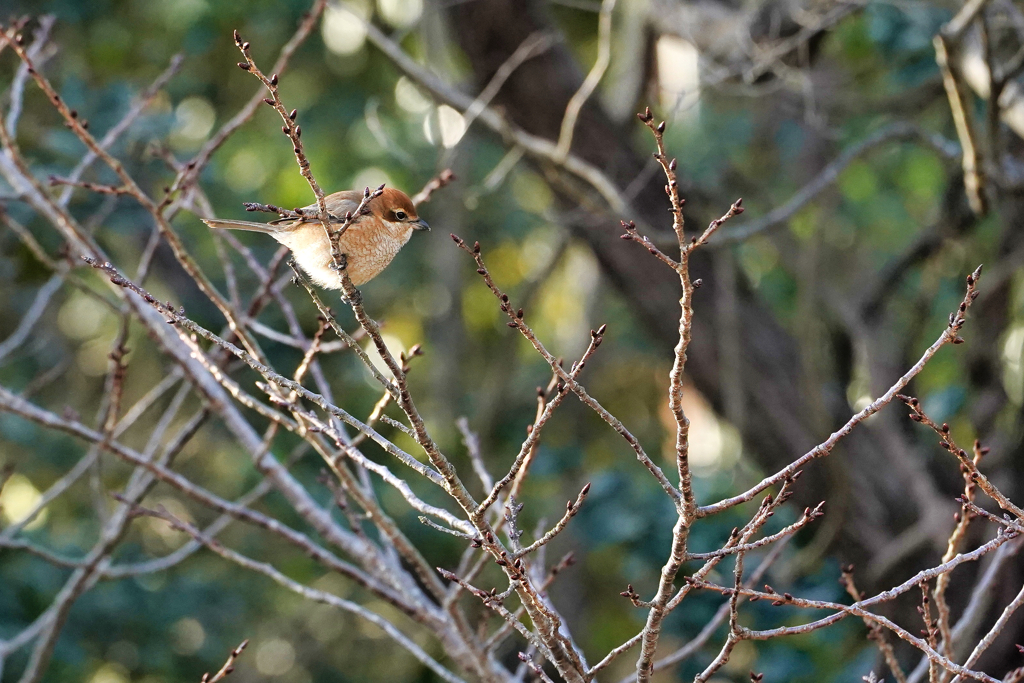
[270,191,364,226]
[324,190,365,217]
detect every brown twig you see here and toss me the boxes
[932,439,987,668]
[897,387,1024,522]
[699,264,984,518]
[518,652,557,683]
[242,201,303,218]
[631,109,744,683]
[232,29,337,268]
[452,234,679,503]
[56,53,184,208]
[411,169,456,206]
[514,483,591,558]
[121,499,467,683]
[613,539,791,682]
[477,325,606,516]
[686,574,1007,683]
[686,502,824,561]
[840,566,908,683]
[0,24,267,364]
[83,255,585,681]
[178,1,327,190]
[47,175,129,195]
[200,640,249,683]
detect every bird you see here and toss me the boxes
[201,187,429,289]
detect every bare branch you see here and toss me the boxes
[200,640,248,683]
[700,265,984,518]
[555,0,616,159]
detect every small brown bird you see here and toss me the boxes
[202,188,429,289]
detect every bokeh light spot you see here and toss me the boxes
[170,618,205,655]
[172,97,216,146]
[88,663,129,683]
[0,474,46,530]
[255,638,296,676]
[226,149,270,192]
[377,0,423,28]
[323,2,369,55]
[395,77,432,113]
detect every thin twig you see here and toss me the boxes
[554,0,616,160]
[699,265,984,518]
[200,640,248,683]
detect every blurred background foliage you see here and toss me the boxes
[2,0,1023,681]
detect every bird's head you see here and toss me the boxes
[369,187,429,238]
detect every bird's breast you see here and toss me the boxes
[338,224,409,285]
[277,221,410,288]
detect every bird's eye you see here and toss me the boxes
[394,210,407,220]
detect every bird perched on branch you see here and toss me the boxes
[202,187,429,289]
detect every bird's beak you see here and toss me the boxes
[411,218,430,231]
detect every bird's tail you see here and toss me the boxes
[201,218,276,234]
